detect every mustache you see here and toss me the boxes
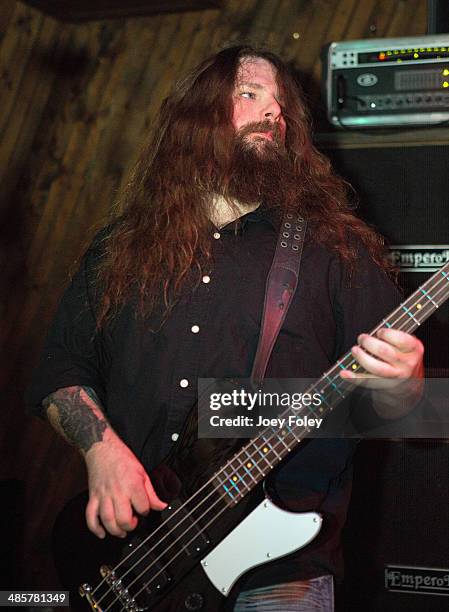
[236,120,283,142]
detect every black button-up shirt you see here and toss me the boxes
[27,205,400,584]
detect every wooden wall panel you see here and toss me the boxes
[0,0,428,590]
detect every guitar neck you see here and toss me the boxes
[213,261,449,503]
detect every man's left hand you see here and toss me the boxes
[340,328,424,416]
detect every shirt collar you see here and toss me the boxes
[219,201,281,233]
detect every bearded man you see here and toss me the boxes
[28,46,423,611]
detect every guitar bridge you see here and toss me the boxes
[80,533,174,612]
[78,498,212,611]
[80,565,147,612]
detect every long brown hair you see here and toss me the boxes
[95,45,392,326]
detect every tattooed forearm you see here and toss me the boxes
[42,386,108,453]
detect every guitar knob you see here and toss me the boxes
[184,592,204,610]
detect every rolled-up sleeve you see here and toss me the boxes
[25,242,108,415]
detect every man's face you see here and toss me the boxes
[232,57,286,150]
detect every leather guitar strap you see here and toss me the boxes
[250,212,307,388]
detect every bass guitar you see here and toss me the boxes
[53,261,449,611]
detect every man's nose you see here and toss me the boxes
[263,97,282,121]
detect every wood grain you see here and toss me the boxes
[0,0,428,590]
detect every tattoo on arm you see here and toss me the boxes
[42,386,108,453]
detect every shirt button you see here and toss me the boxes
[191,325,200,333]
[171,433,179,442]
[202,275,211,284]
[180,378,189,388]
[213,232,221,239]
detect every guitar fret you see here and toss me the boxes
[412,308,427,324]
[217,467,237,501]
[261,434,281,461]
[237,471,252,492]
[285,424,301,443]
[271,427,290,453]
[214,472,236,502]
[318,383,341,412]
[318,389,331,405]
[401,304,420,325]
[228,478,242,495]
[207,262,449,510]
[306,401,319,417]
[256,448,273,468]
[258,439,277,466]
[231,471,250,494]
[223,464,242,496]
[420,287,438,307]
[227,457,252,492]
[218,459,256,503]
[239,462,258,484]
[325,374,345,398]
[249,440,274,472]
[242,447,265,478]
[222,482,236,500]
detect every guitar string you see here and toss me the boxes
[98,426,289,610]
[123,274,448,611]
[92,264,449,597]
[97,264,449,598]
[112,316,448,609]
[95,272,449,610]
[96,272,449,610]
[97,273,449,610]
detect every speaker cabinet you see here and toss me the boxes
[318,136,449,611]
[339,440,449,611]
[322,138,449,374]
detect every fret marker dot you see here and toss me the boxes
[232,476,238,482]
[319,407,323,412]
[263,447,269,453]
[281,430,286,436]
[246,462,252,468]
[352,363,358,370]
[416,303,422,310]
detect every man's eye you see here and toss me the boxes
[240,91,256,99]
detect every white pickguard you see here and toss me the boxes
[200,497,322,596]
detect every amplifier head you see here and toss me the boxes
[322,34,449,128]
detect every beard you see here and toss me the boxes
[218,120,299,209]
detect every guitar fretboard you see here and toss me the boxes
[213,261,449,505]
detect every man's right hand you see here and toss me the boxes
[84,430,167,538]
[42,385,167,539]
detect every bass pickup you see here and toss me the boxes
[162,498,211,557]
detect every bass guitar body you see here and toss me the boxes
[53,260,449,610]
[53,405,321,611]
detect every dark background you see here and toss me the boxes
[1,1,447,610]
